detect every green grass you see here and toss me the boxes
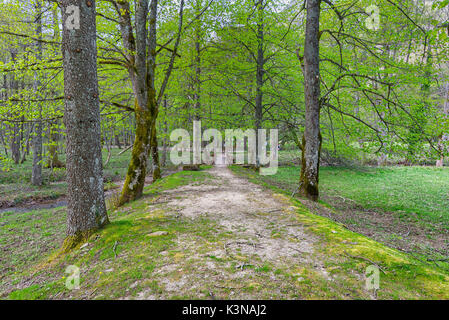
[229,165,449,299]
[3,167,449,299]
[0,206,67,292]
[247,165,449,226]
[320,166,449,223]
[0,148,133,207]
[230,165,449,270]
[1,170,220,299]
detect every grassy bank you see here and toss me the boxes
[2,168,449,299]
[230,165,449,272]
[0,148,132,208]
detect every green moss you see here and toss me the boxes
[119,101,152,206]
[299,133,322,201]
[8,281,63,300]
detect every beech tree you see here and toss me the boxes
[31,0,43,186]
[299,0,321,201]
[61,0,109,250]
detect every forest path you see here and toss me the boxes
[133,164,332,299]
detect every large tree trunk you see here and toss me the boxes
[299,0,321,201]
[117,0,156,204]
[120,105,152,204]
[61,0,109,250]
[31,1,43,186]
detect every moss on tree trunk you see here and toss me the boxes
[119,102,152,206]
[299,133,322,201]
[150,121,161,181]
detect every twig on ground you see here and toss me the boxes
[113,241,118,259]
[427,258,449,262]
[214,284,244,290]
[343,250,387,274]
[235,263,253,271]
[291,184,301,198]
[117,145,132,155]
[89,288,98,297]
[336,195,356,204]
[266,208,284,213]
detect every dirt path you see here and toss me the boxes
[134,164,335,299]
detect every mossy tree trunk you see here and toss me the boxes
[148,1,161,182]
[299,133,322,201]
[119,102,152,205]
[299,0,321,202]
[150,120,161,181]
[61,0,109,251]
[47,127,64,168]
[115,0,182,205]
[116,0,161,204]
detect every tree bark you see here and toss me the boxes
[299,0,321,201]
[31,0,43,186]
[193,0,202,122]
[46,6,64,169]
[115,133,122,149]
[255,0,264,167]
[9,51,21,165]
[148,0,161,181]
[61,0,109,250]
[47,122,64,168]
[117,0,155,204]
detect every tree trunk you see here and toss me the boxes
[115,134,122,149]
[117,0,156,205]
[120,106,152,204]
[10,124,21,164]
[149,0,161,181]
[299,0,321,201]
[46,6,64,169]
[9,51,20,165]
[150,121,161,180]
[31,1,43,186]
[47,123,64,168]
[161,97,168,167]
[194,0,201,121]
[61,0,109,250]
[255,0,264,167]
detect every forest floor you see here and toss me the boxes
[232,166,449,272]
[0,148,133,211]
[1,163,449,299]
